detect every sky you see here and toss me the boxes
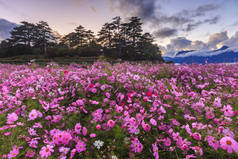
[0,0,238,54]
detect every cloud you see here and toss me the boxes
[110,1,220,39]
[221,31,238,47]
[153,27,177,38]
[185,16,219,31]
[0,18,17,41]
[162,30,238,56]
[207,31,228,49]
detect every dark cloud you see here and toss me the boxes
[196,4,219,13]
[0,19,17,41]
[186,16,220,31]
[109,0,158,21]
[153,27,178,38]
[110,1,220,39]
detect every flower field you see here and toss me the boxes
[0,62,238,159]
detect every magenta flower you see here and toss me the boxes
[220,136,238,153]
[75,123,82,134]
[222,105,234,117]
[152,143,159,159]
[76,140,86,153]
[7,112,18,124]
[8,146,19,159]
[107,119,115,128]
[28,109,38,121]
[39,145,54,158]
[206,136,219,150]
[28,128,37,136]
[192,132,202,140]
[131,137,143,153]
[150,118,157,126]
[25,149,35,158]
[142,121,151,132]
[53,131,72,145]
[82,127,87,136]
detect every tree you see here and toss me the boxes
[97,22,114,48]
[127,17,143,47]
[34,21,57,56]
[8,21,35,47]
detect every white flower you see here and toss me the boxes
[112,155,118,159]
[93,140,104,150]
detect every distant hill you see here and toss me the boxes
[0,18,18,41]
[163,46,238,64]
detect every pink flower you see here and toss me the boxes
[142,121,151,132]
[39,145,54,158]
[59,147,70,154]
[53,131,72,145]
[75,123,82,134]
[76,140,86,153]
[90,133,96,138]
[25,149,35,158]
[191,146,203,156]
[206,111,215,119]
[131,137,143,153]
[107,119,115,128]
[28,128,37,136]
[220,136,238,153]
[7,112,18,124]
[192,132,202,140]
[205,136,219,150]
[221,105,234,117]
[4,132,11,136]
[164,137,171,147]
[28,109,38,121]
[96,124,101,130]
[150,118,157,126]
[152,143,159,159]
[8,146,19,159]
[82,127,87,136]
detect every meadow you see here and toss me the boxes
[0,62,237,159]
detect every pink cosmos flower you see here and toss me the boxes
[152,143,159,159]
[8,146,19,159]
[220,136,238,153]
[28,128,37,136]
[164,137,171,147]
[53,131,72,145]
[75,123,82,134]
[205,136,219,150]
[150,118,157,126]
[7,112,18,124]
[90,133,96,138]
[76,140,86,153]
[4,132,11,136]
[59,147,70,154]
[221,105,234,117]
[131,137,143,153]
[192,132,202,140]
[107,119,115,128]
[96,124,101,130]
[25,149,35,158]
[191,146,203,156]
[82,127,87,136]
[142,121,151,132]
[28,109,38,121]
[39,145,54,158]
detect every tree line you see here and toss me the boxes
[0,16,163,61]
